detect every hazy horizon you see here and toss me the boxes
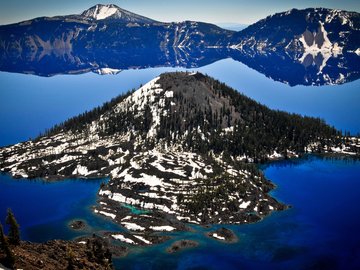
[0,0,359,26]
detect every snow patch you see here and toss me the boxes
[164,91,174,98]
[94,68,122,75]
[72,165,90,176]
[91,5,118,20]
[94,209,116,219]
[122,171,163,187]
[239,201,251,209]
[149,225,175,231]
[269,151,283,159]
[134,235,152,245]
[298,22,343,73]
[121,222,145,231]
[111,234,135,244]
[212,233,225,240]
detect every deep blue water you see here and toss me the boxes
[1,59,360,269]
[0,175,121,242]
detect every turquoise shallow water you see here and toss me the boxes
[122,203,150,215]
[1,156,359,269]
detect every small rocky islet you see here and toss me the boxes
[68,220,87,230]
[166,240,199,254]
[206,227,238,243]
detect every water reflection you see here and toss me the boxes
[1,46,359,86]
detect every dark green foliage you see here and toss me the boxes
[5,208,20,246]
[183,174,247,218]
[37,72,346,163]
[85,235,113,269]
[179,156,271,220]
[0,222,6,251]
[40,86,155,141]
[66,236,113,269]
[156,72,341,161]
[0,222,15,268]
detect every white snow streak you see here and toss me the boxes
[149,225,175,231]
[111,234,135,244]
[212,233,225,240]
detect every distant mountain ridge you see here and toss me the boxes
[0,5,359,85]
[1,5,358,51]
[232,8,360,51]
[231,8,360,70]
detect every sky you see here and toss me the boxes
[0,0,359,26]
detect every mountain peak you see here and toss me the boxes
[82,4,120,20]
[81,3,156,23]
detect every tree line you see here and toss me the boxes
[37,72,349,162]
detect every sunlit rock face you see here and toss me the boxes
[297,22,340,76]
[232,8,359,52]
[228,8,360,85]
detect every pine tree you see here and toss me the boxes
[5,209,20,245]
[0,222,15,268]
[0,222,5,250]
[66,247,76,270]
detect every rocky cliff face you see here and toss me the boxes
[228,8,360,85]
[232,8,360,52]
[231,8,360,76]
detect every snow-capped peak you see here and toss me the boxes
[81,4,156,23]
[82,4,120,20]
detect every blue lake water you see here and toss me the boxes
[0,58,360,269]
[0,175,121,242]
